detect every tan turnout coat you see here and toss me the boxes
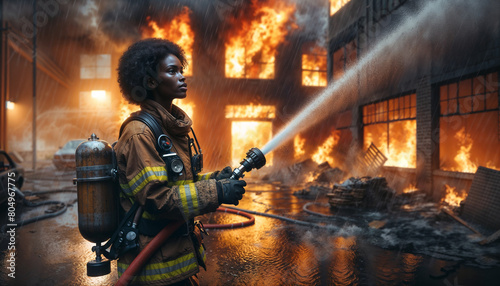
[114,99,219,285]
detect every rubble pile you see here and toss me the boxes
[314,162,344,184]
[262,159,318,185]
[327,177,397,210]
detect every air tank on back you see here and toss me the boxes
[75,133,119,276]
[75,133,119,242]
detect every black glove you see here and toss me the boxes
[212,166,233,180]
[216,178,247,205]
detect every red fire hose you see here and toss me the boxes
[205,207,255,229]
[115,207,254,285]
[115,219,184,286]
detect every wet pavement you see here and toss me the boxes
[1,165,500,285]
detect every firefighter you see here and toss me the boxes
[115,38,247,285]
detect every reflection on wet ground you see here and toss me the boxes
[1,174,500,285]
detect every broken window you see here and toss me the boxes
[363,93,417,168]
[332,40,357,81]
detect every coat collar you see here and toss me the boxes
[140,99,192,136]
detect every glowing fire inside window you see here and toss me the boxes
[330,0,351,16]
[225,105,275,119]
[142,7,194,76]
[226,105,275,167]
[225,2,296,79]
[439,72,499,173]
[302,46,327,87]
[363,94,417,168]
[364,120,416,168]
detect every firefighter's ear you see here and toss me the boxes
[146,77,158,89]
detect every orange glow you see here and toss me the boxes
[442,127,499,173]
[6,101,15,110]
[294,134,306,160]
[225,0,296,79]
[364,120,416,168]
[386,121,416,168]
[227,104,276,167]
[331,236,357,285]
[311,130,340,166]
[91,90,106,101]
[231,121,273,167]
[225,104,275,119]
[304,171,316,183]
[302,46,327,87]
[450,128,476,173]
[441,184,467,207]
[143,7,194,76]
[403,184,418,193]
[330,0,351,16]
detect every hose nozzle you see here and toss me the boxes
[230,147,266,180]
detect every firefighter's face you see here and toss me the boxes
[152,54,187,102]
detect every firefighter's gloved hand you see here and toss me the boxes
[216,178,247,205]
[212,166,232,180]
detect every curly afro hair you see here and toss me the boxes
[117,38,187,105]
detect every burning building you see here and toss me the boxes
[327,0,500,202]
[1,0,498,204]
[1,0,330,172]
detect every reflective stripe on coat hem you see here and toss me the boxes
[117,250,200,283]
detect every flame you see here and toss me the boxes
[403,184,418,193]
[452,128,477,173]
[294,134,306,160]
[118,98,140,124]
[441,127,499,173]
[302,46,327,87]
[311,131,340,166]
[225,0,296,79]
[330,0,351,16]
[143,7,194,76]
[225,104,275,119]
[226,104,275,167]
[305,171,316,183]
[441,184,467,207]
[364,120,416,168]
[386,121,416,168]
[231,121,273,167]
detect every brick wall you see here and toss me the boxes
[415,75,439,195]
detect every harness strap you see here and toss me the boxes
[120,111,165,154]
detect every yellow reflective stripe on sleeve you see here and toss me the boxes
[177,183,199,218]
[196,172,213,181]
[120,166,168,196]
[117,251,198,282]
